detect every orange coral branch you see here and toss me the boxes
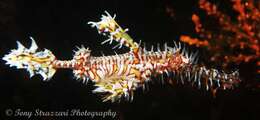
[180,35,209,47]
[192,14,203,33]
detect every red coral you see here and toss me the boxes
[179,0,259,72]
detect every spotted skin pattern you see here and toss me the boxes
[2,11,240,102]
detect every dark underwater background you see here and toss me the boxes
[0,0,259,120]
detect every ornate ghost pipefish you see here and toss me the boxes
[2,11,240,102]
